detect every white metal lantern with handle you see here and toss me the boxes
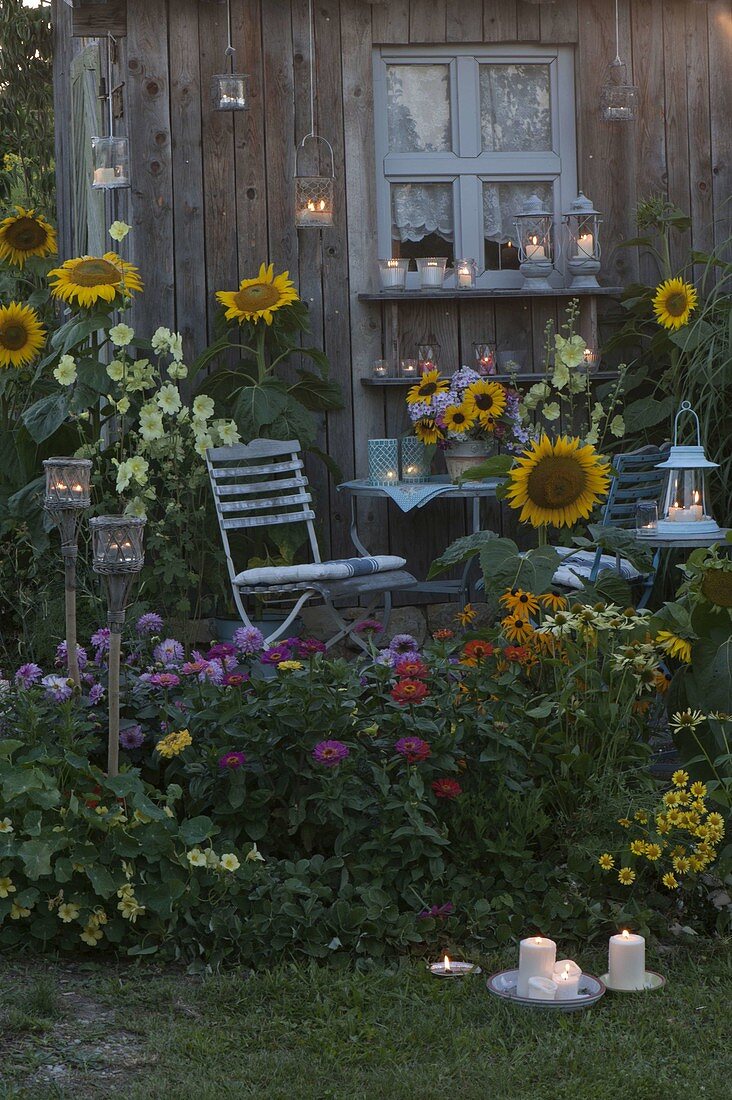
[655,402,723,538]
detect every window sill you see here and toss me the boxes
[358,286,624,302]
[361,371,621,386]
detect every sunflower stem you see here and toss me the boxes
[256,325,267,383]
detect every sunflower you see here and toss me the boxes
[505,434,611,529]
[652,278,698,330]
[216,263,299,325]
[501,615,534,645]
[0,206,57,268]
[443,404,474,433]
[656,630,692,664]
[414,417,443,445]
[462,380,507,426]
[499,588,540,621]
[48,252,143,308]
[0,302,46,368]
[700,568,732,609]
[406,369,449,407]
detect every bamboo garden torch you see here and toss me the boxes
[43,458,93,688]
[89,515,146,778]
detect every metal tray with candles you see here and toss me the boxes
[486,969,606,1012]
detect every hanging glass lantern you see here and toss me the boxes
[91,136,130,190]
[212,72,249,111]
[601,1,638,121]
[563,192,602,288]
[295,134,335,228]
[513,194,555,291]
[655,402,723,539]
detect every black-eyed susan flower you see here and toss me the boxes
[505,434,611,529]
[49,252,143,308]
[652,278,698,330]
[657,631,692,664]
[0,205,57,267]
[598,853,615,870]
[455,603,477,627]
[500,588,540,621]
[0,301,45,368]
[539,592,568,612]
[406,368,449,407]
[216,263,298,324]
[617,867,636,886]
[501,615,534,645]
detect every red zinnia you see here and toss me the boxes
[432,628,454,641]
[461,639,495,666]
[504,645,530,663]
[395,736,431,762]
[394,657,429,680]
[390,678,429,705]
[432,778,462,799]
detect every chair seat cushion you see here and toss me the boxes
[552,548,644,590]
[233,555,407,587]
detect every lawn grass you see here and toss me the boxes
[1,942,730,1099]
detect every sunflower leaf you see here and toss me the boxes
[21,391,71,443]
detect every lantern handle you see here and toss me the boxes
[672,400,702,447]
[296,133,335,180]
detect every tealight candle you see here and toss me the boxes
[93,167,116,186]
[576,232,595,258]
[553,960,582,1000]
[608,929,646,990]
[527,976,557,1001]
[429,954,476,978]
[516,936,557,997]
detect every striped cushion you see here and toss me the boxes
[552,548,643,590]
[234,555,406,587]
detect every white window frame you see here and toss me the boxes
[373,44,578,289]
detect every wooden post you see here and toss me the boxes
[63,550,81,689]
[107,626,122,778]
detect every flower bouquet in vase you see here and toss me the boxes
[406,367,527,482]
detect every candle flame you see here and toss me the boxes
[534,937,542,944]
[507,240,513,247]
[307,201,316,211]
[444,955,451,972]
[564,963,571,977]
[694,490,700,503]
[621,929,630,940]
[530,235,538,245]
[319,199,326,211]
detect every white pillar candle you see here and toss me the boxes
[516,936,557,997]
[525,237,545,260]
[527,976,557,1001]
[457,269,473,287]
[93,167,116,186]
[576,232,594,258]
[553,960,582,1000]
[608,929,646,990]
[420,263,444,287]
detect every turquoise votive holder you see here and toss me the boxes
[368,439,399,486]
[401,437,431,483]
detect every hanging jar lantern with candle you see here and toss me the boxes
[513,194,555,291]
[655,402,723,539]
[600,0,638,121]
[91,34,130,190]
[212,0,250,110]
[294,0,335,228]
[563,192,602,288]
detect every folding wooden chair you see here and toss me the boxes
[206,439,416,649]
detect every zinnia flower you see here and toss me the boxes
[119,725,145,750]
[232,625,265,654]
[460,640,495,666]
[312,740,350,767]
[394,657,429,679]
[431,778,462,799]
[391,679,429,705]
[395,736,431,763]
[218,751,247,770]
[295,637,327,657]
[432,628,454,641]
[388,633,420,656]
[136,611,164,636]
[260,644,293,665]
[148,672,180,689]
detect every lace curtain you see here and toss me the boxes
[479,64,552,153]
[391,183,454,244]
[386,64,451,153]
[483,181,553,244]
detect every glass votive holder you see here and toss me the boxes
[473,342,497,374]
[378,258,409,291]
[212,73,249,111]
[372,359,390,378]
[91,136,130,189]
[455,258,477,289]
[368,439,399,486]
[417,342,440,374]
[636,500,658,537]
[401,437,431,483]
[416,257,447,290]
[400,358,419,379]
[582,347,601,372]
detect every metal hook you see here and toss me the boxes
[672,401,702,447]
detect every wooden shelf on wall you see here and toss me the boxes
[358,287,624,302]
[361,371,621,387]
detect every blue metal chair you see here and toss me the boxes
[552,444,669,607]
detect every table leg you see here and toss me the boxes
[349,496,372,558]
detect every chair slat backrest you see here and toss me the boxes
[602,445,669,529]
[206,440,321,580]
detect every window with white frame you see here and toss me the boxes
[373,45,577,287]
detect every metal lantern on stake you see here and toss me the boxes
[91,34,130,190]
[514,194,555,291]
[43,458,93,688]
[601,0,638,121]
[294,0,335,228]
[655,402,723,539]
[563,192,602,288]
[212,0,249,110]
[89,515,146,778]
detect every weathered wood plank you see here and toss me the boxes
[457,299,497,371]
[126,0,174,330]
[262,0,297,272]
[483,0,517,43]
[662,0,691,272]
[52,0,76,257]
[685,0,714,279]
[168,0,206,361]
[371,0,409,43]
[631,0,667,285]
[539,0,578,44]
[707,0,732,261]
[71,1,126,37]
[516,1,540,42]
[232,0,268,271]
[409,0,446,43]
[446,0,482,43]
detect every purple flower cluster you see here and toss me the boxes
[90,627,111,663]
[15,663,42,689]
[153,639,185,668]
[312,740,350,767]
[119,725,145,750]
[55,642,88,671]
[232,626,265,656]
[375,632,422,668]
[42,674,73,703]
[87,683,105,705]
[136,612,164,636]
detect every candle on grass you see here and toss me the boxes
[608,929,646,990]
[553,960,582,1000]
[516,935,557,997]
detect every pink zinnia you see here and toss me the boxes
[394,736,431,763]
[312,740,350,767]
[394,657,429,680]
[218,751,247,770]
[148,672,180,689]
[431,778,462,799]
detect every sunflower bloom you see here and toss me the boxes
[462,380,507,426]
[48,252,143,308]
[443,404,475,433]
[652,278,698,330]
[414,417,444,445]
[0,205,57,267]
[505,434,611,529]
[0,301,46,368]
[406,369,450,407]
[656,630,692,664]
[216,263,299,325]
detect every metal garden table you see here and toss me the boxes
[337,476,504,604]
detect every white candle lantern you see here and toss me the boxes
[372,359,389,377]
[655,402,723,538]
[514,195,555,291]
[601,0,638,123]
[367,439,399,486]
[91,136,130,190]
[516,935,557,997]
[378,258,409,291]
[400,358,418,378]
[295,136,335,228]
[563,192,602,288]
[454,258,477,289]
[416,257,447,290]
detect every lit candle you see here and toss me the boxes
[300,199,331,225]
[400,359,418,377]
[690,490,703,521]
[525,235,546,261]
[516,935,557,997]
[420,260,445,288]
[527,976,557,1001]
[93,167,116,186]
[372,360,389,377]
[608,929,646,990]
[380,259,405,289]
[429,954,476,978]
[576,232,595,258]
[553,960,582,1000]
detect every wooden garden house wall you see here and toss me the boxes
[52,0,732,578]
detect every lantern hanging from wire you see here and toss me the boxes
[91,33,130,189]
[655,402,723,539]
[601,0,638,121]
[563,192,602,289]
[513,194,555,291]
[212,0,249,110]
[294,0,335,228]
